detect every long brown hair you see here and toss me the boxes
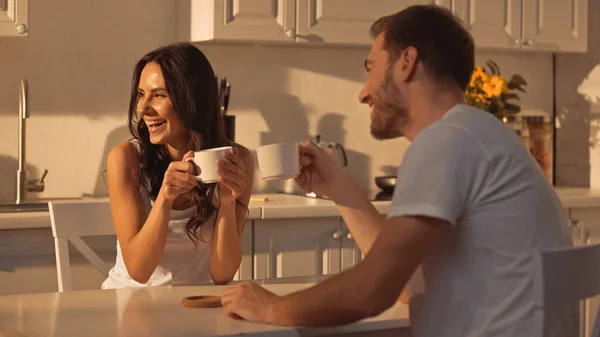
[127,43,227,245]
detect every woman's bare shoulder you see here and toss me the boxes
[108,141,141,175]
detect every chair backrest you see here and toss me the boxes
[533,243,600,337]
[48,199,115,292]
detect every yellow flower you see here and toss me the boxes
[482,75,507,97]
[469,66,488,86]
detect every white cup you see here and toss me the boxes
[256,142,300,181]
[185,146,233,184]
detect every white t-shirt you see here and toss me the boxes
[387,104,577,337]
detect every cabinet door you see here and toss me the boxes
[232,221,253,281]
[253,218,341,279]
[340,220,363,271]
[522,0,588,52]
[568,208,600,337]
[451,0,522,50]
[0,0,28,37]
[295,0,450,46]
[189,0,296,42]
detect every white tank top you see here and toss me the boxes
[101,141,217,289]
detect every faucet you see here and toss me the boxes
[15,79,47,204]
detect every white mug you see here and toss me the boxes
[185,146,233,184]
[256,142,300,181]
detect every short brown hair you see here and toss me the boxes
[370,5,474,91]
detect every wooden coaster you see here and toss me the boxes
[181,295,222,308]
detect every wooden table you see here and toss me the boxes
[0,282,411,336]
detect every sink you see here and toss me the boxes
[0,202,49,214]
[0,197,99,214]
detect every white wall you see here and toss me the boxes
[555,0,600,188]
[0,0,554,202]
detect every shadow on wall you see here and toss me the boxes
[0,0,180,117]
[315,112,371,192]
[253,94,311,193]
[85,125,131,197]
[554,0,600,187]
[0,155,40,203]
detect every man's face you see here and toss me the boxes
[358,33,410,140]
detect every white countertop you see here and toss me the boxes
[249,187,600,218]
[552,187,600,208]
[248,193,390,219]
[1,187,600,230]
[0,282,410,337]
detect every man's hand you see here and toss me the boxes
[295,140,349,200]
[221,281,281,324]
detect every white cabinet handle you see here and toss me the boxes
[285,29,295,39]
[332,229,342,240]
[16,24,28,35]
[347,232,353,240]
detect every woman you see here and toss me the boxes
[102,43,254,288]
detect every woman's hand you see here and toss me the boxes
[217,147,247,204]
[159,151,198,202]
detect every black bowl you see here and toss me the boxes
[375,175,396,192]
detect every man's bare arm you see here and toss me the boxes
[265,215,449,326]
[333,180,386,255]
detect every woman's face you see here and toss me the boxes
[136,62,188,147]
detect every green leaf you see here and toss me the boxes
[507,82,527,93]
[504,103,521,112]
[504,93,520,101]
[487,60,500,75]
[509,74,527,86]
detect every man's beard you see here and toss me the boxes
[370,65,410,140]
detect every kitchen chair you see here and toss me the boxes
[533,242,600,337]
[49,199,114,292]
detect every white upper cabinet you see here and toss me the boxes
[522,0,588,53]
[0,0,28,37]
[450,0,522,50]
[184,0,588,52]
[450,0,588,52]
[185,0,450,46]
[185,0,296,43]
[295,0,451,45]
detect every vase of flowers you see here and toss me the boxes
[464,60,527,120]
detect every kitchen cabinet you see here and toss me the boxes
[184,0,451,46]
[295,0,451,45]
[0,228,115,295]
[0,0,28,37]
[340,220,363,271]
[450,0,588,52]
[567,208,600,337]
[183,1,586,52]
[253,218,342,279]
[449,0,522,50]
[184,0,296,43]
[521,0,588,53]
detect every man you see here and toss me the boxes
[221,5,576,336]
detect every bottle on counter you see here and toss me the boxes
[525,115,553,183]
[502,112,553,184]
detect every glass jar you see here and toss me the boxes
[524,116,553,183]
